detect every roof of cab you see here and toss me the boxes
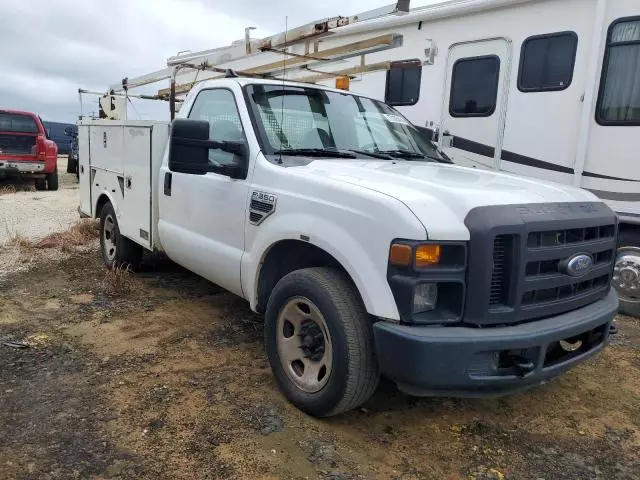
[199,76,352,96]
[0,109,39,117]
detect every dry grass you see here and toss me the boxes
[5,233,32,248]
[6,219,99,252]
[102,265,140,296]
[0,183,36,195]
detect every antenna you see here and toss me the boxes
[278,16,288,165]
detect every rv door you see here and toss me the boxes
[438,38,511,170]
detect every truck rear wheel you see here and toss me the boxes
[34,178,47,191]
[46,169,59,191]
[265,267,379,417]
[99,201,143,270]
[66,157,77,174]
[614,230,640,317]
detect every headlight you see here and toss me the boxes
[387,240,467,324]
[413,283,438,313]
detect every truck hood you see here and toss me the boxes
[296,160,597,240]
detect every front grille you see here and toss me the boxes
[492,223,616,322]
[522,274,610,306]
[527,225,615,248]
[464,202,617,326]
[490,236,508,306]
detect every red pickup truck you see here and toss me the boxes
[0,109,59,190]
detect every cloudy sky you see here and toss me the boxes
[0,0,440,123]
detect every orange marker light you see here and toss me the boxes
[389,244,412,266]
[336,76,350,91]
[415,244,441,268]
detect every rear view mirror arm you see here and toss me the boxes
[173,136,246,155]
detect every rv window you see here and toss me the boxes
[385,61,422,106]
[449,56,500,117]
[518,32,578,92]
[597,17,640,126]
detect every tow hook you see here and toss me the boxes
[505,354,535,378]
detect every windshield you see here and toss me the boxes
[245,84,443,162]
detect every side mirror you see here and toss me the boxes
[169,119,248,178]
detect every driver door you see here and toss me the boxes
[158,88,249,297]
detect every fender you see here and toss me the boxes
[93,190,118,219]
[242,212,403,321]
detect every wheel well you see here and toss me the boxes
[95,194,111,219]
[256,240,356,313]
[619,222,640,245]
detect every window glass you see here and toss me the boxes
[188,89,244,166]
[597,19,640,125]
[246,84,443,161]
[519,32,578,92]
[0,113,38,133]
[449,56,500,117]
[385,62,422,106]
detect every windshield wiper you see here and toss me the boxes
[346,149,394,160]
[274,148,356,158]
[374,149,427,159]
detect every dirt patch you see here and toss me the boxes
[0,250,639,479]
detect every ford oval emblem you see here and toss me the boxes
[566,254,593,277]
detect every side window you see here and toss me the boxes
[188,89,244,166]
[597,17,640,125]
[518,32,578,92]
[385,60,422,106]
[449,55,500,117]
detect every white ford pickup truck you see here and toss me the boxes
[79,77,618,416]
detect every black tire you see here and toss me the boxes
[99,201,143,270]
[265,267,379,417]
[34,178,47,191]
[46,169,59,191]
[66,156,77,174]
[616,229,640,317]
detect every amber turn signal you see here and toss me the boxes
[389,243,412,266]
[335,76,350,91]
[415,244,441,267]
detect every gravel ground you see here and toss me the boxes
[0,157,79,245]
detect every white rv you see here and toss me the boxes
[104,0,639,315]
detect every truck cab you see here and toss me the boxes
[81,78,619,416]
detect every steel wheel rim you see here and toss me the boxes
[613,246,640,303]
[103,214,117,262]
[276,297,333,393]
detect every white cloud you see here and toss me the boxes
[0,0,441,122]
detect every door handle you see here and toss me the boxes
[164,172,172,196]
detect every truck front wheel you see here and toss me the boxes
[99,201,143,270]
[265,267,379,417]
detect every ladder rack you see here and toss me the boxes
[93,1,413,118]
